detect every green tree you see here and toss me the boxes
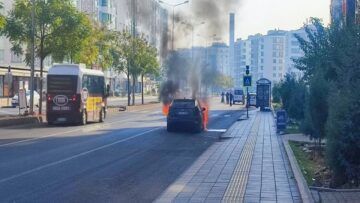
[215,73,234,90]
[294,18,330,145]
[138,42,159,104]
[325,25,360,187]
[0,1,6,30]
[3,0,87,114]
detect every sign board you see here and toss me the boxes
[243,76,252,87]
[19,89,27,110]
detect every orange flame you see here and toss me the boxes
[199,100,209,131]
[162,104,170,117]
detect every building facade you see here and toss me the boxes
[331,0,359,25]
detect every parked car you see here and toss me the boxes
[11,90,40,108]
[167,99,205,133]
[233,88,245,104]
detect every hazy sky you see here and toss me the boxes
[166,0,331,47]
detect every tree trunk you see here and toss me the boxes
[141,74,144,105]
[132,75,136,106]
[127,71,130,106]
[39,58,44,115]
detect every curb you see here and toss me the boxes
[0,116,42,128]
[282,136,315,203]
[0,103,161,128]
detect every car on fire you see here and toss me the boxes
[167,99,206,133]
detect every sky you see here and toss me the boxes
[166,0,331,47]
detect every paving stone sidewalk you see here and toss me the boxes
[155,110,301,203]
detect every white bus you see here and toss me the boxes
[46,64,106,125]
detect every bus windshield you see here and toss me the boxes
[48,75,78,95]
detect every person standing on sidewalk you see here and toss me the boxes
[221,92,225,103]
[226,92,229,104]
[229,92,234,107]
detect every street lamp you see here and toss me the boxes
[159,0,189,50]
[181,21,205,60]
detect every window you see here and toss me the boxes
[260,66,264,70]
[0,49,4,62]
[273,66,276,70]
[279,59,283,64]
[279,66,283,71]
[291,48,300,54]
[273,59,276,63]
[261,59,264,63]
[291,41,299,46]
[279,73,283,77]
[261,45,264,49]
[261,52,264,56]
[0,76,3,97]
[100,0,108,7]
[11,52,22,63]
[273,73,277,78]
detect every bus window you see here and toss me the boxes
[48,75,78,95]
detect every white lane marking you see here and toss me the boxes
[210,114,219,118]
[207,129,227,133]
[0,114,156,147]
[224,114,231,118]
[0,127,161,184]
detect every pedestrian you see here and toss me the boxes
[221,92,225,103]
[226,92,229,104]
[105,84,110,110]
[229,92,234,107]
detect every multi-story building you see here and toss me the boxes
[260,30,287,84]
[285,28,307,78]
[207,42,230,77]
[331,0,358,25]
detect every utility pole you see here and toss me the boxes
[29,0,35,115]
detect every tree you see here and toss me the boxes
[51,12,95,65]
[0,1,6,30]
[138,42,159,104]
[3,0,88,114]
[325,25,360,187]
[215,73,234,90]
[294,18,330,144]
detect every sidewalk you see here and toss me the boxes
[156,110,301,203]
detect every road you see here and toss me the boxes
[0,96,159,116]
[0,99,244,202]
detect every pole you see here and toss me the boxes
[29,0,35,115]
[172,7,175,50]
[246,87,249,118]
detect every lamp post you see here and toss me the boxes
[181,21,205,60]
[159,0,189,50]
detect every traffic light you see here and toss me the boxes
[245,65,250,75]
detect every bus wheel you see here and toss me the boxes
[81,110,87,125]
[100,108,106,123]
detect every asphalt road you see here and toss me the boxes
[0,101,244,203]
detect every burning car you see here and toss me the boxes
[166,99,206,133]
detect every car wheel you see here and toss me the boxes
[167,124,174,132]
[99,108,106,123]
[194,124,203,133]
[81,110,87,125]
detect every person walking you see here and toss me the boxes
[226,92,229,104]
[221,92,225,103]
[229,92,234,107]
